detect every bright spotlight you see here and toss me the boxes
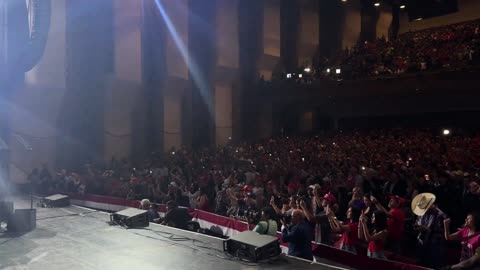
[374,2,380,7]
[298,74,303,78]
[326,68,331,73]
[443,129,451,135]
[400,5,406,9]
[304,67,311,73]
[228,136,232,140]
[286,73,292,79]
[341,0,347,2]
[335,68,341,74]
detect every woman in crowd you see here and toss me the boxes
[363,195,376,229]
[444,212,480,261]
[327,206,362,254]
[359,210,388,260]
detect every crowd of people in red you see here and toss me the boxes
[30,128,480,268]
[339,19,480,79]
[263,19,480,84]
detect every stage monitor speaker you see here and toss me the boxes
[7,209,36,232]
[225,231,281,262]
[110,208,149,228]
[41,194,70,208]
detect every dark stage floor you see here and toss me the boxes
[0,197,353,270]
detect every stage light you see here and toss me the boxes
[326,68,331,73]
[171,151,175,155]
[341,0,347,2]
[335,68,341,74]
[443,129,451,135]
[286,73,292,78]
[228,136,232,140]
[400,5,406,9]
[304,67,311,73]
[298,74,303,78]
[374,2,380,7]
[414,17,423,21]
[361,166,366,171]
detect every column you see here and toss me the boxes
[258,0,279,81]
[58,0,114,168]
[160,0,189,151]
[318,0,345,58]
[104,0,144,161]
[280,0,300,73]
[360,0,379,42]
[188,0,216,148]
[297,0,319,68]
[238,0,264,141]
[214,0,239,145]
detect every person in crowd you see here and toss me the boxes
[196,187,213,212]
[446,247,480,270]
[371,195,405,254]
[281,209,313,261]
[253,207,278,236]
[327,206,362,254]
[444,212,480,262]
[359,210,388,260]
[302,193,337,245]
[161,200,192,230]
[140,199,160,223]
[363,195,377,229]
[412,193,447,269]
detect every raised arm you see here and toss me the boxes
[443,218,462,241]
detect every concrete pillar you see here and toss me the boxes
[214,0,239,146]
[161,0,189,151]
[259,0,279,81]
[188,0,216,148]
[280,0,300,73]
[297,0,319,68]
[104,0,143,161]
[239,0,264,140]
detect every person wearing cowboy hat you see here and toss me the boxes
[412,192,448,269]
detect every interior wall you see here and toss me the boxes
[342,1,361,49]
[163,0,189,150]
[399,0,480,33]
[104,0,143,161]
[297,0,319,67]
[8,0,67,183]
[377,8,393,40]
[214,0,238,145]
[259,0,281,80]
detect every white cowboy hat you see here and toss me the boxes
[411,193,436,216]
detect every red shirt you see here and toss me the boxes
[341,222,359,247]
[368,238,385,252]
[459,227,480,261]
[388,208,405,241]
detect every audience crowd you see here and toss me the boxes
[29,128,480,268]
[264,19,480,84]
[339,19,480,79]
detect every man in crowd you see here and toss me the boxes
[161,200,192,230]
[412,193,447,269]
[281,209,313,261]
[140,199,160,223]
